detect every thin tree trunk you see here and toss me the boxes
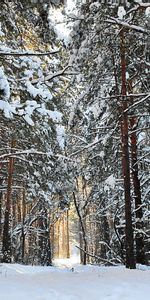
[0,178,3,261]
[130,115,145,264]
[126,78,145,264]
[120,28,135,269]
[50,221,54,258]
[66,210,70,258]
[73,192,87,265]
[38,205,45,265]
[44,209,52,265]
[130,127,145,263]
[21,189,26,263]
[17,199,22,222]
[2,138,15,263]
[57,218,60,258]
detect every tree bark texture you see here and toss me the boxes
[73,192,87,265]
[2,138,15,263]
[120,28,136,269]
[130,115,145,264]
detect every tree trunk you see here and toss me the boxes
[21,189,26,263]
[38,206,52,266]
[73,192,87,265]
[57,218,60,258]
[120,28,135,269]
[0,178,3,261]
[126,77,145,264]
[62,214,65,258]
[130,115,145,264]
[66,210,70,258]
[2,138,15,263]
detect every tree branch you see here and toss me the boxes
[0,150,47,160]
[31,65,72,84]
[105,17,148,34]
[75,245,118,266]
[0,49,60,57]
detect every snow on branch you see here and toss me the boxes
[69,137,102,157]
[133,152,150,167]
[133,1,150,8]
[68,87,90,129]
[101,93,149,100]
[31,65,72,84]
[0,49,60,57]
[125,2,150,16]
[124,93,150,113]
[0,150,48,160]
[105,17,148,34]
[126,5,150,18]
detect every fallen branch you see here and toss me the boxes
[76,245,118,266]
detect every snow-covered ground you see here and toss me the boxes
[0,260,150,300]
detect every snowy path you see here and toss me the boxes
[0,262,150,300]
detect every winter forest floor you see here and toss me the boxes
[0,258,150,300]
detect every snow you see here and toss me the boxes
[104,174,116,191]
[117,6,126,19]
[23,114,34,126]
[90,2,100,12]
[48,0,78,46]
[0,67,10,99]
[26,81,53,100]
[48,109,62,122]
[99,150,105,158]
[0,262,150,300]
[126,72,129,80]
[145,7,150,16]
[48,5,70,45]
[0,22,4,36]
[56,125,65,149]
[106,18,147,34]
[0,100,16,118]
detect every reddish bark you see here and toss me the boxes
[120,28,135,269]
[130,115,145,264]
[2,138,15,263]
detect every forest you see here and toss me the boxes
[0,0,150,273]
